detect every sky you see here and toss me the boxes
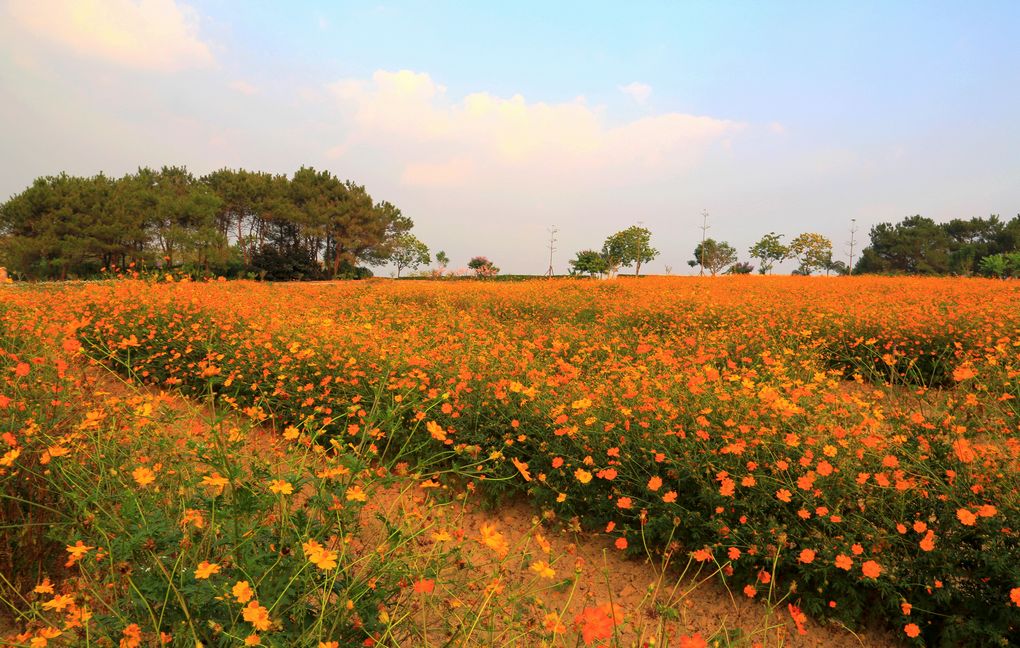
[1,0,1018,275]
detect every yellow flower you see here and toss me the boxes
[529,561,556,579]
[268,479,293,495]
[302,539,338,570]
[42,594,73,611]
[194,561,221,579]
[479,523,509,557]
[574,468,593,484]
[345,485,366,502]
[283,426,300,440]
[244,634,261,646]
[232,580,254,603]
[131,466,156,487]
[200,474,229,494]
[242,600,272,631]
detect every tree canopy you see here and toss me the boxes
[688,239,737,276]
[0,166,414,280]
[854,214,1020,275]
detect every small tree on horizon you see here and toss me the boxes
[390,233,430,278]
[602,226,658,276]
[749,232,789,274]
[789,233,833,275]
[467,256,499,278]
[569,249,609,278]
[688,239,737,276]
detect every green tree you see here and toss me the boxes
[602,226,658,276]
[749,232,789,274]
[688,239,737,276]
[569,249,609,278]
[788,232,833,275]
[435,250,449,270]
[854,216,952,275]
[390,233,430,277]
[467,256,499,277]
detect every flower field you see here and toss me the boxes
[2,276,1019,646]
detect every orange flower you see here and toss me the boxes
[776,488,792,503]
[787,603,807,635]
[345,485,367,502]
[511,457,531,481]
[574,468,592,484]
[679,633,708,648]
[573,603,623,645]
[861,560,882,579]
[692,548,712,562]
[479,523,509,557]
[904,623,920,638]
[233,580,254,603]
[616,497,632,509]
[834,554,853,570]
[131,466,155,487]
[798,548,816,564]
[743,584,757,598]
[647,476,662,491]
[242,600,272,631]
[33,578,54,594]
[194,561,221,579]
[413,578,436,594]
[614,537,628,550]
[268,479,293,495]
[662,490,677,503]
[41,594,73,611]
[1010,587,1020,607]
[530,561,556,579]
[956,508,977,526]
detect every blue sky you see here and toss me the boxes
[1,1,1018,273]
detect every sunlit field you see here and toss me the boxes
[2,276,1018,646]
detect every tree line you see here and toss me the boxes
[0,167,417,280]
[570,215,1020,279]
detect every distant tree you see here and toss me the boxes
[854,216,951,275]
[688,239,737,276]
[726,261,755,274]
[821,253,849,276]
[602,226,658,276]
[789,232,833,275]
[569,249,609,278]
[390,233,430,277]
[467,256,499,278]
[435,250,449,270]
[749,232,789,274]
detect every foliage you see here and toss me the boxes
[726,261,755,274]
[788,233,833,275]
[748,233,789,275]
[569,249,610,278]
[434,250,449,269]
[467,256,499,278]
[688,238,737,276]
[0,166,414,281]
[601,226,659,277]
[389,233,430,277]
[855,214,1020,275]
[978,251,1020,278]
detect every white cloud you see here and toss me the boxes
[618,81,652,104]
[5,0,214,71]
[327,70,742,187]
[401,157,475,187]
[229,80,259,96]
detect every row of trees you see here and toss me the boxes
[569,226,659,277]
[854,215,1020,275]
[571,215,1019,279]
[0,167,417,280]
